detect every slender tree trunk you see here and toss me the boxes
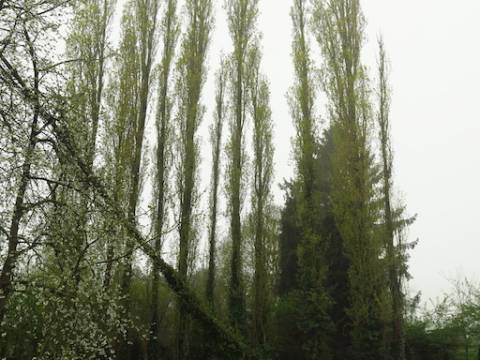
[121,0,158,303]
[249,61,272,348]
[148,63,169,360]
[119,2,159,359]
[0,27,39,324]
[176,145,194,360]
[206,63,226,308]
[75,0,109,289]
[148,3,177,359]
[226,0,259,331]
[176,100,198,359]
[206,162,219,306]
[377,39,405,360]
[229,55,245,330]
[253,193,266,345]
[103,236,115,289]
[0,120,37,324]
[253,111,266,346]
[87,0,108,170]
[175,1,212,357]
[104,145,125,290]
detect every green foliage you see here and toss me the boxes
[173,0,213,357]
[396,282,480,360]
[287,1,333,357]
[311,1,390,358]
[1,275,129,359]
[0,0,423,359]
[272,290,304,359]
[206,59,228,310]
[225,0,260,334]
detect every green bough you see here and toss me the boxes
[0,53,260,360]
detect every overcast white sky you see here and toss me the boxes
[199,0,480,304]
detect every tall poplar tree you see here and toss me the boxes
[103,4,139,291]
[113,1,160,358]
[148,0,179,358]
[174,0,213,357]
[225,0,259,332]
[206,59,227,309]
[312,1,387,358]
[377,38,408,360]
[289,0,332,357]
[120,0,160,298]
[68,0,113,172]
[248,46,274,349]
[63,0,115,287]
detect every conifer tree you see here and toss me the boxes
[377,37,406,360]
[289,0,332,357]
[312,1,387,358]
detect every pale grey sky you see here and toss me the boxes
[200,0,480,304]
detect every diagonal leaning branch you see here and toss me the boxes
[0,53,257,359]
[54,124,251,358]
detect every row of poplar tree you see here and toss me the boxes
[0,0,415,359]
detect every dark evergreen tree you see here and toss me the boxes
[312,1,389,358]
